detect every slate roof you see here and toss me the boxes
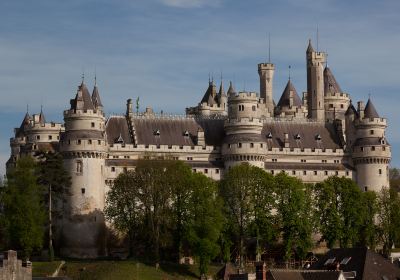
[324,67,343,94]
[307,39,315,53]
[16,112,31,137]
[310,247,400,280]
[364,99,380,119]
[131,117,225,146]
[277,80,302,107]
[261,121,342,149]
[70,82,94,111]
[267,269,342,280]
[91,85,103,108]
[200,82,218,105]
[345,103,358,117]
[227,81,236,96]
[106,116,132,144]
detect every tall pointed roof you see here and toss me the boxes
[345,102,358,117]
[200,81,218,105]
[306,39,315,53]
[227,81,236,96]
[364,99,380,118]
[218,80,225,96]
[324,67,343,94]
[71,82,95,111]
[16,112,31,137]
[92,85,103,108]
[39,108,46,125]
[277,80,302,107]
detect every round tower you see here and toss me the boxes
[60,81,108,258]
[258,62,275,115]
[352,99,391,192]
[222,90,265,169]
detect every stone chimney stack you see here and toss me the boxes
[197,127,205,146]
[284,133,289,148]
[126,99,133,118]
[357,101,365,119]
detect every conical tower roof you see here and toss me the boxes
[16,112,31,137]
[364,99,380,118]
[200,81,218,106]
[92,85,103,108]
[71,81,94,110]
[277,80,302,107]
[227,81,236,96]
[345,102,358,117]
[39,108,46,125]
[306,39,315,53]
[218,80,225,96]
[324,67,343,94]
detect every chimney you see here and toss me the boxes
[357,101,365,119]
[255,262,267,280]
[284,133,289,148]
[126,99,133,118]
[197,127,205,146]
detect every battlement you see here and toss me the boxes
[258,62,275,71]
[324,92,350,99]
[64,108,105,118]
[226,117,263,124]
[229,91,259,100]
[355,117,387,127]
[28,122,64,131]
[108,143,220,153]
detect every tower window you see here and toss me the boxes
[111,167,116,172]
[325,171,328,176]
[216,169,219,174]
[370,130,374,135]
[88,139,92,144]
[238,143,242,148]
[250,143,254,148]
[364,186,368,192]
[371,146,375,151]
[204,169,208,174]
[379,169,382,175]
[91,122,95,128]
[48,135,52,140]
[77,139,81,145]
[335,171,339,175]
[81,188,85,194]
[314,171,317,175]
[36,135,40,140]
[292,170,296,175]
[76,160,83,173]
[303,171,306,175]
[252,105,256,111]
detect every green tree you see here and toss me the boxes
[186,172,223,277]
[1,156,46,259]
[104,171,142,257]
[390,168,400,192]
[314,176,364,248]
[359,191,378,249]
[37,151,71,261]
[135,159,172,264]
[275,172,312,261]
[219,164,268,266]
[377,188,400,255]
[167,161,193,261]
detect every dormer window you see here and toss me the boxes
[154,129,160,136]
[183,130,190,137]
[315,134,322,140]
[115,133,124,144]
[295,134,301,140]
[267,132,273,139]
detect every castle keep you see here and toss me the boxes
[7,40,391,258]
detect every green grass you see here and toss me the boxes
[32,261,62,277]
[33,260,222,280]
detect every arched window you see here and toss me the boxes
[76,160,83,173]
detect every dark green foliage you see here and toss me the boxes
[1,156,46,259]
[37,151,71,261]
[359,191,378,249]
[104,171,142,257]
[275,172,312,261]
[314,176,365,248]
[186,173,223,276]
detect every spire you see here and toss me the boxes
[39,105,46,124]
[345,101,358,117]
[324,67,343,94]
[277,80,302,107]
[92,76,103,109]
[227,81,236,96]
[364,98,380,118]
[218,76,225,96]
[200,79,218,105]
[16,111,31,137]
[306,39,315,53]
[71,79,95,111]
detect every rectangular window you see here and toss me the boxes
[250,143,254,148]
[303,171,306,175]
[48,135,52,140]
[260,143,263,148]
[216,169,220,174]
[193,169,196,173]
[88,139,92,144]
[292,170,296,175]
[370,130,374,135]
[204,169,208,174]
[36,135,40,140]
[379,169,382,175]
[335,171,339,175]
[314,171,317,175]
[76,161,83,173]
[271,170,274,175]
[98,140,101,145]
[91,122,95,128]
[81,188,85,194]
[238,143,242,148]
[325,171,328,176]
[187,157,193,161]
[111,167,116,172]
[371,146,375,151]
[77,139,81,145]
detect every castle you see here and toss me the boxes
[7,40,391,258]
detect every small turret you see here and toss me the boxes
[258,62,275,114]
[91,79,103,110]
[352,98,391,192]
[324,66,350,121]
[274,80,307,119]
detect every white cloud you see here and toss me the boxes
[159,0,221,8]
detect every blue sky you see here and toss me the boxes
[0,0,399,175]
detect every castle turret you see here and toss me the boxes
[223,91,265,169]
[60,80,107,258]
[351,99,391,192]
[258,62,275,115]
[306,40,326,121]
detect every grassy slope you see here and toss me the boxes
[33,260,222,280]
